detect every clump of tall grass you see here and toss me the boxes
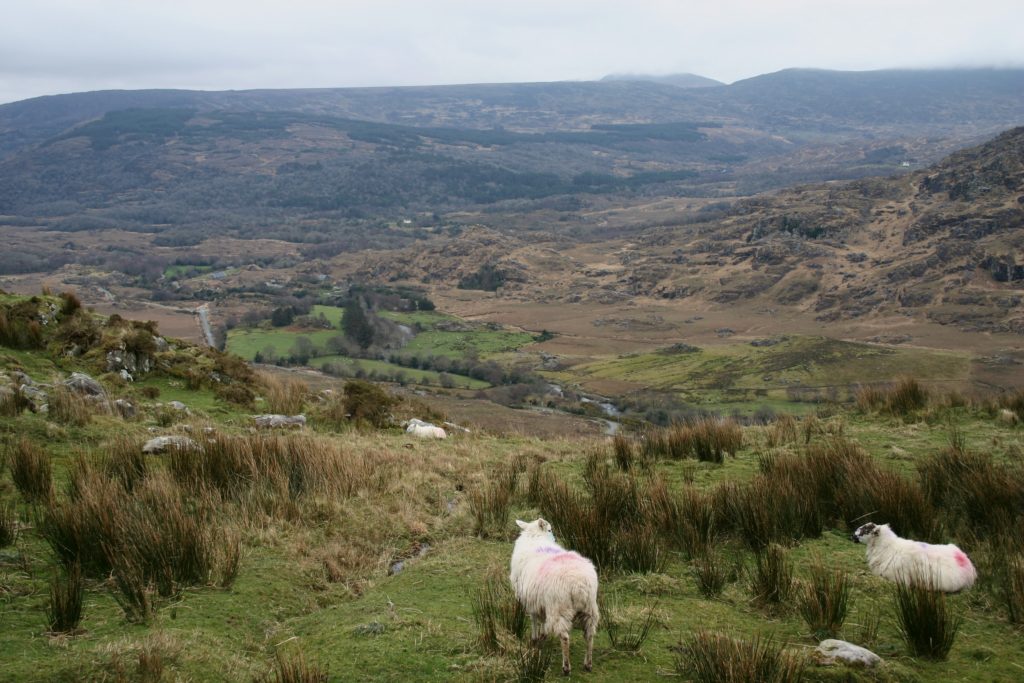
[692,551,729,598]
[0,382,28,416]
[602,591,659,653]
[796,560,852,638]
[764,414,798,447]
[472,569,527,654]
[893,581,962,660]
[8,437,53,504]
[857,378,929,416]
[1000,555,1024,624]
[272,649,329,683]
[511,641,553,683]
[469,464,517,540]
[611,433,636,470]
[674,631,806,683]
[649,481,717,559]
[103,437,148,492]
[46,561,84,633]
[749,544,794,609]
[48,385,96,426]
[918,445,1024,546]
[260,373,309,415]
[0,502,16,547]
[640,417,742,463]
[40,461,241,617]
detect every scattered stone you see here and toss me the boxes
[389,561,404,575]
[750,337,786,347]
[815,639,881,668]
[19,384,49,413]
[142,435,198,454]
[153,337,170,353]
[113,399,137,419]
[64,372,106,397]
[253,414,306,429]
[167,401,190,413]
[715,327,735,337]
[119,369,133,382]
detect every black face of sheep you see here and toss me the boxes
[852,522,879,543]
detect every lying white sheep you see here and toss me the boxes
[510,518,599,676]
[406,422,447,439]
[852,522,976,592]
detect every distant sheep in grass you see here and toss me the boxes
[405,421,447,439]
[852,522,976,593]
[998,408,1019,426]
[510,518,599,676]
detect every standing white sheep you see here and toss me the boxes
[852,522,977,592]
[510,518,600,676]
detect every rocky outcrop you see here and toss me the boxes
[142,435,197,454]
[253,414,306,429]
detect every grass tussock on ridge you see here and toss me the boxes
[675,631,806,683]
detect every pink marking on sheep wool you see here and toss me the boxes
[536,551,583,577]
[535,546,563,554]
[917,542,929,549]
[955,551,969,568]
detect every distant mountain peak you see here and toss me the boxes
[600,73,724,88]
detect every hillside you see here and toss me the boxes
[346,126,1024,339]
[3,293,1024,681]
[0,69,1022,255]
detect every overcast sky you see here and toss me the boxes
[2,0,1022,105]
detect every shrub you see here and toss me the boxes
[750,544,794,609]
[469,460,522,539]
[893,581,962,660]
[140,386,161,399]
[342,380,395,428]
[675,631,806,683]
[797,560,852,638]
[214,381,256,407]
[8,437,53,504]
[46,562,84,633]
[58,290,82,316]
[612,433,635,471]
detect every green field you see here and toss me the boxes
[226,328,340,361]
[551,336,970,410]
[309,355,489,389]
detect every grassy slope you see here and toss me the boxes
[553,336,970,407]
[2,407,1024,681]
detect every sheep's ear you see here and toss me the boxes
[515,520,528,530]
[539,519,551,532]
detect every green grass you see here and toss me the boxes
[2,411,1024,681]
[311,304,345,328]
[401,328,535,358]
[226,328,340,361]
[309,356,489,389]
[559,335,969,408]
[163,264,213,279]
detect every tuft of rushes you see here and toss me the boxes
[8,437,53,504]
[46,561,84,633]
[893,581,962,660]
[675,630,806,683]
[797,560,852,638]
[272,649,329,683]
[749,543,794,609]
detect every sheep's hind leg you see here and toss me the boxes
[530,614,544,644]
[583,614,597,672]
[560,633,571,676]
